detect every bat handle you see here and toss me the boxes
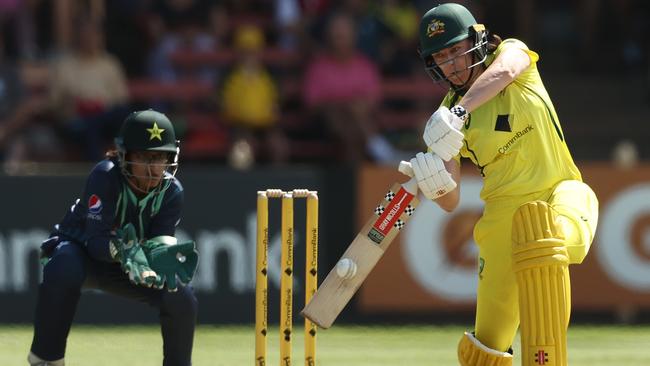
[398,161,414,178]
[398,161,418,195]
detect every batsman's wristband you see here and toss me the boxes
[450,105,468,122]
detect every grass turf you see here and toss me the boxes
[2,324,649,365]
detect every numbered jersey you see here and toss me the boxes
[443,39,581,202]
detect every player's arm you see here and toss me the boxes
[82,169,119,262]
[459,45,532,113]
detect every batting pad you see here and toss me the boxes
[458,332,513,366]
[512,201,570,366]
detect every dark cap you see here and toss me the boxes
[116,110,178,153]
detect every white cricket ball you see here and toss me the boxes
[336,258,357,279]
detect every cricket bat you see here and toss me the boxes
[301,161,417,328]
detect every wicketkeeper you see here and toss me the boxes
[29,110,199,366]
[408,3,599,365]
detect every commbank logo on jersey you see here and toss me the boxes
[497,124,534,154]
[88,194,103,214]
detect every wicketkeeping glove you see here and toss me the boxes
[142,238,199,292]
[422,105,467,161]
[111,223,160,287]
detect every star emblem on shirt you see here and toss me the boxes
[147,122,165,141]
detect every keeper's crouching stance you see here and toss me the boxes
[29,110,199,366]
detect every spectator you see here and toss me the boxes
[375,0,420,76]
[223,0,273,16]
[49,18,129,161]
[341,0,386,62]
[376,0,418,42]
[221,25,288,166]
[576,0,645,71]
[0,31,60,166]
[274,0,302,50]
[303,12,397,163]
[147,0,218,83]
[0,0,36,59]
[103,0,152,77]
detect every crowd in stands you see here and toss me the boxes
[0,0,648,169]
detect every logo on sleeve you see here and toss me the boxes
[87,194,103,220]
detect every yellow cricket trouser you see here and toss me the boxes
[473,180,598,352]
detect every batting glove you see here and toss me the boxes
[409,152,457,200]
[423,106,466,161]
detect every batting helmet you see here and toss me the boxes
[115,110,180,193]
[418,3,488,89]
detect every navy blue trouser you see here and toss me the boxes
[30,241,197,366]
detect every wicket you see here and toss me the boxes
[255,189,319,366]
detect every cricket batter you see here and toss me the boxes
[28,110,199,366]
[407,3,599,365]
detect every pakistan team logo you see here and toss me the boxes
[147,122,165,141]
[427,19,445,37]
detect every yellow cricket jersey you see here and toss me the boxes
[441,39,582,202]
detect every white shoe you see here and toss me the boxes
[27,352,65,366]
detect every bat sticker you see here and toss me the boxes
[367,187,415,244]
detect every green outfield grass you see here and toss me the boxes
[2,324,648,365]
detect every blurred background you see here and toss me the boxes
[0,0,649,331]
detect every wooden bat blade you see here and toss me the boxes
[301,233,382,328]
[302,181,418,328]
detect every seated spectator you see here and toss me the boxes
[0,0,36,59]
[49,18,130,160]
[0,31,60,166]
[375,0,420,76]
[220,25,288,166]
[274,0,302,50]
[303,12,397,163]
[147,0,220,83]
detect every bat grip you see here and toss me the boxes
[398,161,418,195]
[398,161,414,178]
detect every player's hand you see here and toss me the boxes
[39,236,62,266]
[111,223,159,287]
[409,152,457,200]
[142,239,199,292]
[422,106,466,161]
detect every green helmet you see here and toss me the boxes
[115,110,180,193]
[116,109,178,153]
[418,3,488,89]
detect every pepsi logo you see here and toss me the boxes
[88,194,103,214]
